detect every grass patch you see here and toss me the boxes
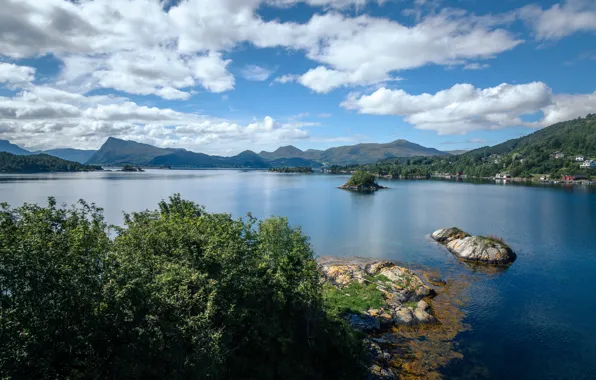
[483,235,510,248]
[404,301,418,309]
[364,273,392,284]
[323,282,385,316]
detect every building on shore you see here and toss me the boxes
[562,174,589,182]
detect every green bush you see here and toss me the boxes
[0,195,363,379]
[346,171,377,187]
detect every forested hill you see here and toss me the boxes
[338,114,596,178]
[0,152,103,173]
[469,113,596,157]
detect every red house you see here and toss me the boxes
[562,174,588,181]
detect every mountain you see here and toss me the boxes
[0,140,31,155]
[350,114,596,179]
[89,137,275,168]
[40,148,97,164]
[0,152,102,173]
[87,137,178,165]
[148,149,270,168]
[259,145,306,160]
[446,150,469,155]
[259,139,447,165]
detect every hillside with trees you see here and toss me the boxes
[335,114,596,179]
[0,152,103,173]
[0,196,364,379]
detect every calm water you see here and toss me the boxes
[1,170,596,379]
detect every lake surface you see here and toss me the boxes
[1,170,596,379]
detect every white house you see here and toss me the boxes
[496,173,512,179]
[580,160,596,168]
[552,152,565,159]
[576,156,585,162]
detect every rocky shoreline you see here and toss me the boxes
[318,257,442,379]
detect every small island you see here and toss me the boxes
[431,227,517,265]
[268,166,313,173]
[339,170,387,191]
[120,165,144,172]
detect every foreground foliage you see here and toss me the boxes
[0,195,363,379]
[0,152,103,173]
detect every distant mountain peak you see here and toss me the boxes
[0,140,31,156]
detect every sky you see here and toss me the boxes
[0,0,595,155]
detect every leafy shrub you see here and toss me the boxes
[0,195,364,379]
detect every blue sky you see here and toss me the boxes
[0,0,595,155]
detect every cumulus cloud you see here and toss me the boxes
[519,0,596,40]
[341,82,596,134]
[268,10,521,92]
[0,63,36,89]
[0,64,310,153]
[0,0,526,96]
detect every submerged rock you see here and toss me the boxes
[432,228,517,265]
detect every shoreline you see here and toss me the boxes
[318,256,470,379]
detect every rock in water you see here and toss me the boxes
[430,227,470,243]
[431,228,517,265]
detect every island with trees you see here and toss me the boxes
[339,170,387,191]
[0,152,103,173]
[268,166,313,173]
[120,164,144,172]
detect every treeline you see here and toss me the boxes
[268,166,313,173]
[331,114,596,179]
[0,195,364,379]
[0,152,102,173]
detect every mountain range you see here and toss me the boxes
[0,137,448,168]
[259,139,447,165]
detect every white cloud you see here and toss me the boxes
[541,92,596,126]
[463,63,490,70]
[266,0,371,8]
[273,74,299,84]
[341,82,559,134]
[0,63,36,89]
[0,0,525,97]
[241,65,272,81]
[0,67,310,153]
[270,10,522,92]
[297,66,400,93]
[519,0,596,40]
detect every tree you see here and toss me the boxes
[0,195,363,379]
